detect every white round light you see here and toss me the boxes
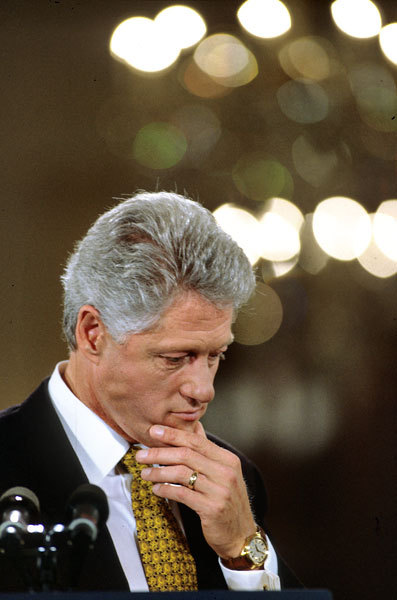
[313,196,372,260]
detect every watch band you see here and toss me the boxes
[221,526,268,571]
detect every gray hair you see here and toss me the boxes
[61,191,255,350]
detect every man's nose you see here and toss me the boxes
[179,359,215,404]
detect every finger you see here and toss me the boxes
[141,465,207,492]
[148,424,237,467]
[152,481,213,514]
[192,420,206,438]
[136,444,212,475]
[137,445,243,495]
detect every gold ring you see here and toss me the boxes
[188,471,199,490]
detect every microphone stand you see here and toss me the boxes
[35,524,66,592]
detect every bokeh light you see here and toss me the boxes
[261,256,299,280]
[373,200,397,262]
[237,0,291,39]
[170,104,221,166]
[213,204,262,265]
[132,122,187,169]
[180,57,232,99]
[355,86,397,133]
[313,196,372,261]
[206,372,339,456]
[155,5,206,50]
[110,6,206,73]
[358,215,397,278]
[264,197,304,231]
[331,0,382,39]
[110,17,180,72]
[259,197,303,263]
[232,153,293,201]
[292,134,339,188]
[277,79,329,124]
[278,36,332,81]
[299,214,329,275]
[193,34,258,88]
[233,281,283,345]
[259,213,300,262]
[379,23,397,66]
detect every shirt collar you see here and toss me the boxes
[48,361,130,484]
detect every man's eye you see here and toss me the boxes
[209,352,226,363]
[161,355,187,365]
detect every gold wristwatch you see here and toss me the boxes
[221,526,269,570]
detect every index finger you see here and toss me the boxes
[149,424,235,465]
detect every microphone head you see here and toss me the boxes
[0,486,40,519]
[67,483,109,528]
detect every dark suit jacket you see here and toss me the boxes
[0,379,292,592]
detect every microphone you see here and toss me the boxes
[66,484,109,589]
[67,483,109,543]
[0,486,40,547]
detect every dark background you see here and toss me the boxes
[0,1,396,598]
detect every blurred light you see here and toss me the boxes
[132,122,187,169]
[279,36,331,81]
[213,204,262,265]
[110,16,180,72]
[277,79,329,124]
[237,0,291,39]
[193,34,258,87]
[232,153,293,201]
[259,212,300,261]
[349,62,395,98]
[349,62,397,133]
[261,256,298,280]
[180,57,232,98]
[331,0,382,39]
[233,281,283,345]
[171,104,221,166]
[373,200,397,261]
[206,372,338,456]
[155,5,206,50]
[299,214,329,274]
[110,6,207,73]
[263,197,304,230]
[379,23,397,65]
[292,135,339,188]
[358,214,397,278]
[355,86,397,133]
[313,196,372,261]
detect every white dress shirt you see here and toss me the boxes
[48,361,280,591]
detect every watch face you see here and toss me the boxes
[248,536,268,565]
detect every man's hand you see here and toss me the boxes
[135,422,257,559]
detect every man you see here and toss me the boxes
[0,191,284,591]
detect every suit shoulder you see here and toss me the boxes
[0,379,50,426]
[0,379,51,454]
[206,431,255,468]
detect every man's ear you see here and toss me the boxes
[75,305,107,362]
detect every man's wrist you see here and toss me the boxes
[220,526,268,571]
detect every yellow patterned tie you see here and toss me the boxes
[121,446,198,591]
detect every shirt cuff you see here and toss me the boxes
[218,535,281,591]
[219,560,281,591]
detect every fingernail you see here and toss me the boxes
[141,468,150,478]
[152,484,160,493]
[151,425,165,437]
[136,449,148,460]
